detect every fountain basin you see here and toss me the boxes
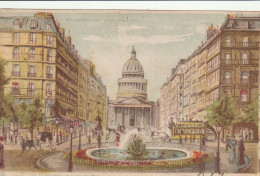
[68,147,214,171]
[87,147,190,161]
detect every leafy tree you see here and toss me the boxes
[0,59,10,120]
[205,93,238,139]
[126,137,149,160]
[242,98,258,126]
[21,96,45,139]
[239,98,259,139]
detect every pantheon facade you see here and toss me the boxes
[107,48,159,130]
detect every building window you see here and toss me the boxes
[30,48,35,60]
[30,20,38,29]
[241,71,248,84]
[46,66,53,79]
[47,49,52,61]
[226,37,231,46]
[225,71,231,83]
[47,35,53,45]
[12,64,20,77]
[241,53,248,64]
[30,33,37,44]
[28,82,35,96]
[28,65,36,77]
[225,53,231,64]
[12,82,20,95]
[13,32,19,43]
[46,84,52,97]
[243,36,248,47]
[240,90,248,102]
[47,24,51,30]
[13,47,19,60]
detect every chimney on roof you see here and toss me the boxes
[72,44,75,50]
[60,28,65,37]
[207,24,216,40]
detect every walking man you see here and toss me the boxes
[237,135,245,165]
[229,135,237,164]
[225,135,231,151]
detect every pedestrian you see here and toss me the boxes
[202,135,206,146]
[179,135,182,145]
[63,131,65,141]
[88,135,91,144]
[193,135,195,142]
[245,132,248,140]
[59,131,62,142]
[0,137,4,169]
[229,134,237,164]
[249,131,251,140]
[115,132,120,147]
[237,135,245,165]
[97,134,101,148]
[225,135,231,151]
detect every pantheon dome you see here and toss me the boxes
[117,47,147,101]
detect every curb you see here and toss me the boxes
[35,152,61,170]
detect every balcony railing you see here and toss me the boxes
[11,72,20,77]
[223,59,256,65]
[46,91,52,97]
[223,78,233,84]
[27,89,35,96]
[46,73,53,79]
[241,79,249,84]
[12,88,20,95]
[27,72,36,77]
[222,42,259,49]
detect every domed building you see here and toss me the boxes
[117,48,147,101]
[107,47,159,131]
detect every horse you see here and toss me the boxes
[151,131,170,142]
[20,138,38,155]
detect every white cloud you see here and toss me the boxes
[83,35,103,42]
[118,33,194,45]
[117,25,147,32]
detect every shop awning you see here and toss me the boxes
[50,114,85,127]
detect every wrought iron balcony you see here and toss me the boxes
[240,79,249,84]
[46,73,53,79]
[12,88,20,95]
[11,72,20,77]
[46,91,52,97]
[222,42,259,49]
[27,72,36,77]
[27,89,35,96]
[223,78,233,84]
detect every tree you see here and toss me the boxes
[205,93,238,139]
[239,98,258,139]
[20,96,45,139]
[0,59,10,120]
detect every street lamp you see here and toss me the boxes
[215,123,222,173]
[68,125,74,172]
[78,125,82,150]
[56,120,59,144]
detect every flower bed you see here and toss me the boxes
[64,148,214,170]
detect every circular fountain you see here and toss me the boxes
[70,129,213,170]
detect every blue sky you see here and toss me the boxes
[2,10,257,101]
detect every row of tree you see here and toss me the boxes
[205,92,258,140]
[0,59,45,139]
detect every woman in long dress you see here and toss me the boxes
[229,135,237,164]
[0,137,4,169]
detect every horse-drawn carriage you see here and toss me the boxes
[20,132,55,154]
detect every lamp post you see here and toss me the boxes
[56,120,59,144]
[215,123,222,173]
[78,125,82,150]
[68,125,74,172]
